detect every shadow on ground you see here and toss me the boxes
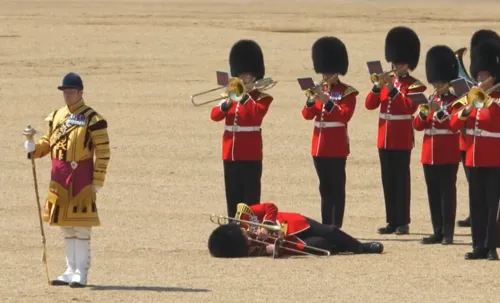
[88,285,210,292]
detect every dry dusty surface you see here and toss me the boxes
[1,0,499,302]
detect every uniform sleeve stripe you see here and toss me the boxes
[89,120,108,131]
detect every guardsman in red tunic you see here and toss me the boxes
[210,40,273,218]
[207,202,384,258]
[365,26,427,235]
[457,29,500,228]
[301,37,358,228]
[449,39,500,260]
[413,45,462,245]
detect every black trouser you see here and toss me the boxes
[223,160,262,218]
[313,157,347,227]
[378,149,411,226]
[460,151,471,220]
[295,218,363,254]
[468,167,500,249]
[423,164,459,238]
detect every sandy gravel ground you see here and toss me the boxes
[1,0,499,302]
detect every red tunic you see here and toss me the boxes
[301,82,358,157]
[412,93,462,165]
[449,92,500,167]
[210,90,273,161]
[242,203,311,252]
[365,75,427,150]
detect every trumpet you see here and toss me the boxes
[190,77,277,107]
[305,79,327,98]
[451,76,500,109]
[209,214,331,258]
[304,75,337,98]
[370,66,406,86]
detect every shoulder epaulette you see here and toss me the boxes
[342,85,359,98]
[255,91,272,101]
[408,80,425,90]
[44,110,57,122]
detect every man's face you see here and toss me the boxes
[322,73,338,84]
[62,89,83,106]
[392,63,408,76]
[238,73,255,85]
[477,71,493,89]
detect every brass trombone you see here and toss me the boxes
[190,77,278,107]
[209,214,331,258]
[418,83,452,117]
[451,76,500,109]
[370,65,406,86]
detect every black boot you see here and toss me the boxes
[464,248,488,260]
[377,224,395,234]
[457,216,471,227]
[487,249,499,261]
[362,242,384,254]
[394,225,409,235]
[420,234,442,244]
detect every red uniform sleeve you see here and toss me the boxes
[390,84,427,114]
[249,203,278,224]
[449,109,468,133]
[210,101,228,121]
[254,96,273,116]
[412,112,430,131]
[301,101,319,120]
[323,93,357,123]
[365,88,382,110]
[488,99,500,121]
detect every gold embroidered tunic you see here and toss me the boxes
[31,100,110,227]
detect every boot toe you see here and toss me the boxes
[487,250,499,261]
[69,282,86,288]
[50,280,69,286]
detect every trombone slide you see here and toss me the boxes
[210,214,331,257]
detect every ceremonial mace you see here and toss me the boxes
[23,125,51,285]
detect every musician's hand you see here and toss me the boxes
[24,141,35,153]
[92,185,101,193]
[225,97,233,105]
[256,227,269,240]
[381,74,391,87]
[462,104,474,116]
[265,244,275,255]
[430,101,440,112]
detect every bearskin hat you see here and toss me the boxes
[470,29,499,50]
[470,39,500,82]
[208,223,248,258]
[312,37,349,75]
[229,39,265,80]
[425,45,458,83]
[385,26,420,70]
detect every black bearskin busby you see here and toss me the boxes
[425,45,458,83]
[208,224,249,258]
[385,26,420,70]
[470,39,500,83]
[312,37,349,75]
[470,29,499,51]
[229,39,265,80]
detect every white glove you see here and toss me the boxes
[92,185,102,193]
[266,244,275,255]
[24,141,35,153]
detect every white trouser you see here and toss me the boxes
[56,227,92,286]
[61,227,91,240]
